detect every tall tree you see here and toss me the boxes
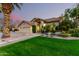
[0,3,22,38]
[56,8,77,32]
[70,4,79,26]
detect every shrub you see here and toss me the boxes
[60,33,71,37]
[69,28,79,33]
[68,28,79,37]
[61,31,66,34]
[71,33,79,37]
[75,28,79,33]
[41,26,44,33]
[32,25,36,33]
[68,29,75,34]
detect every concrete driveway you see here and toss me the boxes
[0,32,41,47]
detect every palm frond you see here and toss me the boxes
[13,3,23,10]
[12,4,15,10]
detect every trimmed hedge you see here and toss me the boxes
[71,33,79,37]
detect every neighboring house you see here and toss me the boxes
[13,20,32,33]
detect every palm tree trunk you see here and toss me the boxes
[2,13,10,38]
[2,3,12,38]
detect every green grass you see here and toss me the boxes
[0,36,79,56]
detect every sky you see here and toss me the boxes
[0,3,76,21]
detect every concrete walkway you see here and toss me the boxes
[0,33,41,47]
[49,35,79,40]
[42,34,79,40]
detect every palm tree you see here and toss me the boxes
[0,3,22,38]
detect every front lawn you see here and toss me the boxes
[0,36,79,56]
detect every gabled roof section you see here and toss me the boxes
[17,20,32,27]
[31,18,44,22]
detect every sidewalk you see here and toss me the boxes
[42,34,79,40]
[0,33,41,47]
[53,36,79,40]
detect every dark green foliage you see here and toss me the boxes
[32,25,36,33]
[50,23,56,33]
[45,25,50,32]
[71,33,79,37]
[57,19,76,31]
[69,28,79,33]
[60,32,71,37]
[56,7,78,32]
[41,24,56,33]
[56,4,79,32]
[41,25,50,33]
[41,26,46,33]
[69,28,79,37]
[68,29,75,34]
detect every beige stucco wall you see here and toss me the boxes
[18,23,32,33]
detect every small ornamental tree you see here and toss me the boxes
[32,25,36,33]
